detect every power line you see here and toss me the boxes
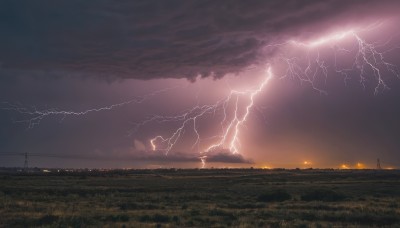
[24,152,28,171]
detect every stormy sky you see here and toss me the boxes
[1,0,400,169]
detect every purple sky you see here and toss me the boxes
[1,0,400,169]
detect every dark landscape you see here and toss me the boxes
[1,169,399,227]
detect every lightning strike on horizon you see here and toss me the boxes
[146,68,273,162]
[205,68,273,154]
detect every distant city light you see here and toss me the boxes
[356,162,365,169]
[340,164,350,169]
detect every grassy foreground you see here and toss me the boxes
[0,169,399,227]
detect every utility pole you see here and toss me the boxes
[376,158,381,170]
[24,152,28,172]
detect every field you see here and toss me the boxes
[0,169,400,227]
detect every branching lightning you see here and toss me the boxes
[145,68,273,162]
[2,22,400,168]
[1,86,181,128]
[283,28,400,94]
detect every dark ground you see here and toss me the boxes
[0,169,399,227]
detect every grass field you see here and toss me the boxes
[0,169,399,227]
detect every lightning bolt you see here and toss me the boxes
[284,27,400,94]
[1,86,182,129]
[144,68,273,168]
[204,68,273,154]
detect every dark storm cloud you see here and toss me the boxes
[1,0,399,81]
[204,150,254,164]
[130,151,199,163]
[131,150,253,164]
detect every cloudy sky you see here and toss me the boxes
[1,0,400,169]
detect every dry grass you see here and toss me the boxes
[0,169,399,227]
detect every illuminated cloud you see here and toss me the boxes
[0,0,399,80]
[133,139,146,151]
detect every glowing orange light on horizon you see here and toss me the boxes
[356,162,365,169]
[303,161,312,165]
[340,164,350,169]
